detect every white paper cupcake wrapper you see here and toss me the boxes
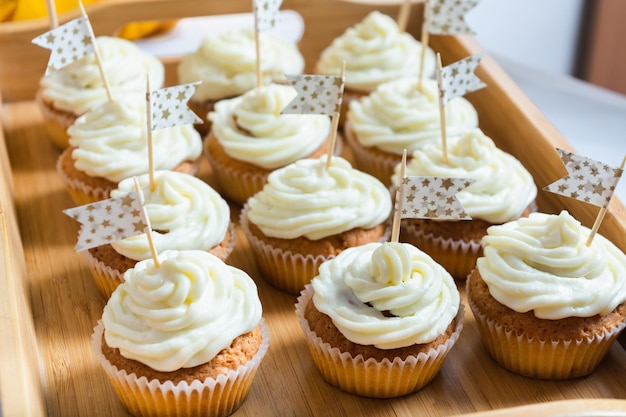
[295,284,464,398]
[344,121,399,186]
[466,293,626,379]
[92,318,269,417]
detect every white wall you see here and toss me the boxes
[465,0,586,75]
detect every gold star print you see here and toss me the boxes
[32,16,94,74]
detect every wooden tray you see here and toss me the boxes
[2,1,626,416]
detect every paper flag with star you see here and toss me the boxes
[543,148,623,209]
[281,74,345,116]
[395,176,475,220]
[254,0,283,31]
[31,16,94,75]
[439,52,486,104]
[427,0,479,35]
[63,191,150,252]
[149,82,202,130]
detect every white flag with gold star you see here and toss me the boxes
[428,0,478,35]
[254,0,283,31]
[149,82,202,130]
[32,17,94,75]
[396,176,475,220]
[281,74,345,116]
[63,191,150,252]
[439,52,486,104]
[543,149,623,208]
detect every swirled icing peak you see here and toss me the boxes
[110,171,230,261]
[316,11,436,92]
[246,156,392,240]
[477,211,626,319]
[178,28,304,101]
[393,128,537,223]
[312,242,460,349]
[103,250,262,372]
[209,83,330,169]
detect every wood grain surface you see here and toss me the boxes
[1,1,626,416]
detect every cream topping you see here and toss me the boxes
[347,77,478,154]
[477,211,626,319]
[312,242,460,349]
[68,93,202,183]
[40,36,165,115]
[209,84,331,169]
[178,28,304,101]
[392,128,537,223]
[246,156,392,240]
[103,250,262,372]
[315,11,436,92]
[110,171,230,261]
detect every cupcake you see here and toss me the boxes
[467,211,626,379]
[178,27,305,136]
[36,36,165,149]
[82,170,235,298]
[205,83,339,205]
[345,77,478,185]
[56,93,203,205]
[93,249,269,417]
[296,241,464,397]
[315,11,436,128]
[240,155,392,294]
[391,128,537,279]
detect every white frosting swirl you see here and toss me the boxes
[103,250,262,372]
[316,11,436,92]
[109,171,230,261]
[247,156,392,240]
[209,84,331,169]
[477,211,626,319]
[312,242,460,349]
[40,36,165,115]
[178,28,304,101]
[348,77,478,154]
[392,128,537,223]
[68,93,202,183]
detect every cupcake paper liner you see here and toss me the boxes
[35,88,77,149]
[241,204,391,295]
[92,318,270,417]
[466,293,626,379]
[56,148,113,205]
[295,284,464,398]
[83,222,237,299]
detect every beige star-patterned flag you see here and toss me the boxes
[428,0,479,35]
[543,148,623,208]
[395,176,475,220]
[63,191,150,252]
[149,82,202,130]
[439,52,486,104]
[32,17,94,75]
[254,0,283,31]
[281,74,345,116]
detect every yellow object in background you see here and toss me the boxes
[1,0,176,40]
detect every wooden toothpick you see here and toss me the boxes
[44,0,58,29]
[133,177,160,268]
[78,0,113,102]
[435,52,448,163]
[325,60,346,170]
[391,149,408,243]
[145,77,156,193]
[397,0,411,33]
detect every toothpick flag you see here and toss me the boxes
[396,176,475,220]
[543,149,623,209]
[149,82,202,130]
[439,52,486,104]
[428,0,478,35]
[32,16,94,75]
[63,191,150,252]
[281,74,345,116]
[254,0,283,31]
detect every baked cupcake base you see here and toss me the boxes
[92,318,269,417]
[35,88,79,149]
[466,268,626,379]
[57,147,201,205]
[204,131,343,206]
[241,204,390,295]
[295,284,464,398]
[83,222,236,298]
